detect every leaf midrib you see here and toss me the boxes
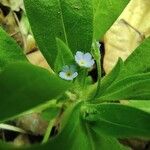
[57,0,68,45]
[96,116,150,135]
[99,79,150,100]
[85,123,96,150]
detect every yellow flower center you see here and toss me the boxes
[79,60,85,66]
[66,71,72,77]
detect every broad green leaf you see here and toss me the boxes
[0,27,27,71]
[96,37,150,101]
[93,0,100,13]
[54,38,74,73]
[0,135,129,150]
[96,73,150,101]
[128,100,150,113]
[95,58,123,98]
[0,102,129,150]
[117,37,150,79]
[94,0,130,40]
[84,103,150,138]
[24,0,93,68]
[0,62,70,122]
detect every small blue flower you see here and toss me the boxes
[75,51,95,68]
[59,65,78,81]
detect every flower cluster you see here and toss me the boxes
[59,51,95,81]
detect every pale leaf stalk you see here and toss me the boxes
[92,41,101,98]
[42,119,56,144]
[0,123,26,134]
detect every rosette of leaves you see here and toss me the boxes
[0,0,150,150]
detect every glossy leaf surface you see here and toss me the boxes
[84,103,150,138]
[0,62,70,121]
[24,0,93,68]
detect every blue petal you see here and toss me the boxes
[59,72,66,79]
[83,52,92,61]
[86,59,95,68]
[62,65,70,72]
[75,51,84,62]
[72,72,78,78]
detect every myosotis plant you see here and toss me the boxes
[0,0,150,150]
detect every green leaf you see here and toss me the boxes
[94,0,130,40]
[96,73,150,101]
[95,37,150,102]
[54,38,74,73]
[0,136,129,150]
[41,106,60,121]
[117,37,150,79]
[128,100,150,113]
[95,58,123,98]
[93,0,100,13]
[84,103,150,139]
[24,0,93,68]
[0,62,70,122]
[0,102,129,150]
[0,27,27,71]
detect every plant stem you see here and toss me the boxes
[42,119,55,144]
[94,58,101,97]
[81,69,88,89]
[92,41,102,98]
[27,99,58,114]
